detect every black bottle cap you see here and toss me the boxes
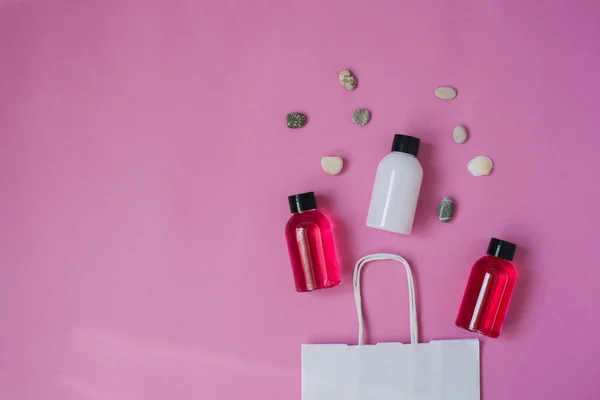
[487,238,517,261]
[391,134,420,157]
[288,192,317,214]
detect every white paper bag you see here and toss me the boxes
[302,253,480,400]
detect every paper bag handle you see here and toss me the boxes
[353,253,419,345]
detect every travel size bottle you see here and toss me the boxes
[456,238,518,338]
[285,192,341,292]
[366,134,423,235]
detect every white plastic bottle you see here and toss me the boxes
[366,134,423,235]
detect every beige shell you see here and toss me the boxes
[435,86,458,100]
[467,156,493,176]
[321,156,344,175]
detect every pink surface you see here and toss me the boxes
[1,0,600,398]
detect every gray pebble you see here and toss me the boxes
[435,86,457,100]
[453,125,468,144]
[352,109,371,126]
[339,69,357,90]
[437,196,455,223]
[286,113,307,129]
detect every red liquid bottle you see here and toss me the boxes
[285,192,341,292]
[456,238,518,338]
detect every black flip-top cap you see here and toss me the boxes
[288,192,317,214]
[487,238,517,261]
[391,134,420,157]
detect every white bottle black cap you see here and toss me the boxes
[391,134,420,157]
[288,192,317,213]
[487,238,517,261]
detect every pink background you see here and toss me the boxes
[1,0,600,399]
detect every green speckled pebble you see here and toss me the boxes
[437,196,455,223]
[286,113,307,129]
[352,109,371,126]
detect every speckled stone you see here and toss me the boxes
[339,69,357,90]
[453,125,468,144]
[286,113,307,129]
[437,196,455,223]
[352,109,371,126]
[435,86,457,100]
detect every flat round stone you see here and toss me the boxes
[286,113,307,129]
[339,69,357,90]
[453,125,468,144]
[437,196,455,223]
[352,109,371,126]
[435,86,457,100]
[321,156,344,175]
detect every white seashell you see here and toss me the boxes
[467,156,493,176]
[435,86,457,100]
[321,156,344,175]
[453,125,468,144]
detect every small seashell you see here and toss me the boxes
[339,69,357,90]
[435,86,457,100]
[467,156,493,176]
[453,125,468,144]
[352,109,371,126]
[286,113,307,129]
[321,156,344,175]
[437,196,455,223]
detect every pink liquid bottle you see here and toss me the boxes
[456,238,518,338]
[285,192,341,292]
